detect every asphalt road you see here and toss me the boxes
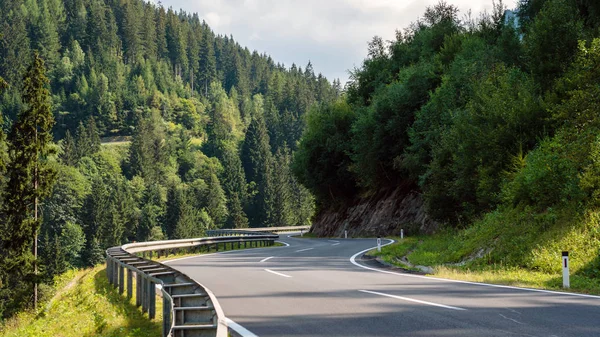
[165,234,600,337]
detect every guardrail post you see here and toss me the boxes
[119,265,125,294]
[127,269,133,300]
[142,277,148,313]
[112,261,119,287]
[149,281,156,319]
[106,257,112,284]
[136,272,142,307]
[162,294,171,337]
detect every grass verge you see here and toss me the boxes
[370,205,600,295]
[0,265,161,337]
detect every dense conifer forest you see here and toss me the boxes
[0,0,339,318]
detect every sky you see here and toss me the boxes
[153,0,517,85]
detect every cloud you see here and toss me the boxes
[157,0,516,84]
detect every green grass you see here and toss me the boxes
[0,266,161,337]
[0,240,285,337]
[372,205,600,295]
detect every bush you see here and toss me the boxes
[502,137,584,210]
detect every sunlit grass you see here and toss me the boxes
[371,207,600,295]
[0,266,161,337]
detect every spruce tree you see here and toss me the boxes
[60,129,76,166]
[241,113,274,226]
[1,52,56,310]
[86,115,101,153]
[229,193,248,228]
[74,121,90,160]
[198,27,217,95]
[205,172,228,227]
[269,146,293,227]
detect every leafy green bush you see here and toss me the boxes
[502,137,584,210]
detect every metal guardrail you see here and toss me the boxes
[105,227,304,337]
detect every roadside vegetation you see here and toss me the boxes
[0,265,161,337]
[371,205,600,294]
[295,0,600,294]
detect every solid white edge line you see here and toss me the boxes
[162,240,291,264]
[276,240,290,247]
[295,248,313,253]
[359,289,466,311]
[260,256,274,263]
[349,242,600,300]
[226,317,259,337]
[264,269,292,278]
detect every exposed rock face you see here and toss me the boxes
[310,183,439,238]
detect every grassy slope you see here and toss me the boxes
[0,266,161,337]
[372,204,600,294]
[0,240,284,337]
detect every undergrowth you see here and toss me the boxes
[0,265,161,337]
[373,204,600,294]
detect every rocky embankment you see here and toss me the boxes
[310,183,439,237]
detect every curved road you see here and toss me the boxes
[165,234,600,337]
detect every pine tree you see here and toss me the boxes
[205,172,228,227]
[198,27,217,95]
[0,1,31,85]
[156,6,168,59]
[141,3,158,60]
[122,0,143,64]
[241,113,274,226]
[60,129,77,166]
[1,52,57,310]
[74,121,90,160]
[127,110,168,180]
[268,146,293,227]
[164,182,182,239]
[229,193,248,228]
[220,142,248,203]
[30,0,62,72]
[86,115,101,152]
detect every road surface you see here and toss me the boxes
[165,234,600,337]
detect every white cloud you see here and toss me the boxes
[158,0,518,83]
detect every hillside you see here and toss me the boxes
[0,266,161,337]
[293,0,600,289]
[0,0,334,319]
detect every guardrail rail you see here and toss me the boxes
[105,226,309,337]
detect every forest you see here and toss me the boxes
[294,0,600,224]
[293,0,600,284]
[0,0,339,318]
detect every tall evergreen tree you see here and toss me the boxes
[122,0,142,64]
[141,3,158,60]
[198,27,217,95]
[29,0,62,72]
[241,113,274,226]
[0,1,31,85]
[268,146,293,227]
[60,129,76,166]
[1,52,56,311]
